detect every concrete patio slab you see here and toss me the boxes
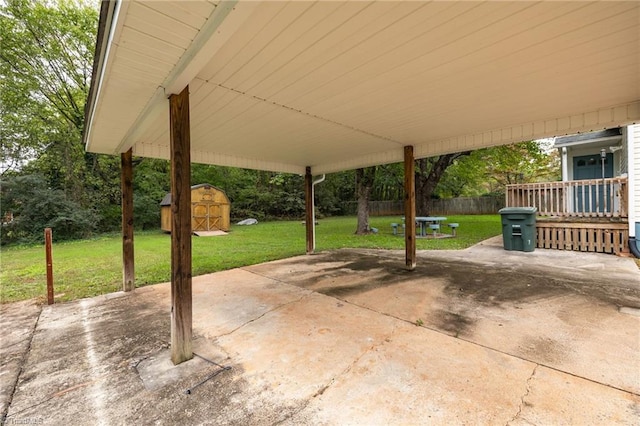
[2,242,639,425]
[285,321,537,425]
[0,300,41,420]
[512,366,639,425]
[247,244,640,395]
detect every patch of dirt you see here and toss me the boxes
[429,309,475,338]
[518,337,571,364]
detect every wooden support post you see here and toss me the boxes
[169,86,193,365]
[45,228,54,305]
[121,148,135,292]
[404,146,416,270]
[305,167,314,254]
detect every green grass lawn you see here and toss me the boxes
[0,215,501,304]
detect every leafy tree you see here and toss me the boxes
[480,140,559,188]
[354,167,376,234]
[0,0,121,239]
[432,154,486,198]
[315,170,355,216]
[372,163,404,201]
[195,166,307,221]
[132,158,170,229]
[344,141,557,219]
[415,153,471,215]
[1,0,97,177]
[434,141,560,198]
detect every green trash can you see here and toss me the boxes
[498,207,537,252]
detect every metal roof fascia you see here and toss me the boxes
[83,0,120,151]
[554,136,623,149]
[554,128,623,147]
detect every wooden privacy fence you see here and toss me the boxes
[506,178,628,218]
[430,196,504,215]
[341,196,504,216]
[341,200,404,216]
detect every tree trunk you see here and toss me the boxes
[355,167,376,234]
[415,153,470,215]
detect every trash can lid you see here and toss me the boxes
[498,207,537,214]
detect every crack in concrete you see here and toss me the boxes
[278,325,398,425]
[271,399,313,426]
[507,364,538,426]
[317,330,394,396]
[215,293,311,339]
[1,304,43,425]
[332,297,640,396]
[240,267,305,287]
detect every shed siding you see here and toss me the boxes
[161,206,172,232]
[160,184,231,233]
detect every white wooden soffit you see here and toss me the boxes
[115,1,258,154]
[85,1,640,176]
[131,100,640,176]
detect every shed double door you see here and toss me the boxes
[192,202,223,231]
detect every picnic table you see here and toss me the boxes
[416,216,447,237]
[401,216,448,237]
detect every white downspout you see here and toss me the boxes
[626,125,640,258]
[627,126,636,238]
[312,174,326,251]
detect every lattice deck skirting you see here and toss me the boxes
[536,222,629,255]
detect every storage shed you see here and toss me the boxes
[160,184,230,233]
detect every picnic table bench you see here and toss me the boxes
[392,217,459,237]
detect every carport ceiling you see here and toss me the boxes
[84,0,640,175]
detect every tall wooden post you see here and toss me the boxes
[121,148,135,292]
[169,86,193,365]
[305,167,314,254]
[45,228,54,305]
[404,146,416,270]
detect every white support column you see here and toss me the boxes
[627,125,637,237]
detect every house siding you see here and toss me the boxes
[630,124,640,237]
[619,128,628,175]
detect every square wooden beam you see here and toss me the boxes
[404,146,416,270]
[121,148,134,292]
[169,86,193,365]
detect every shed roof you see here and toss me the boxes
[159,183,227,206]
[84,1,640,175]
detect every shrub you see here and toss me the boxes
[1,175,96,244]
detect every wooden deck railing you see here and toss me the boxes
[505,177,628,218]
